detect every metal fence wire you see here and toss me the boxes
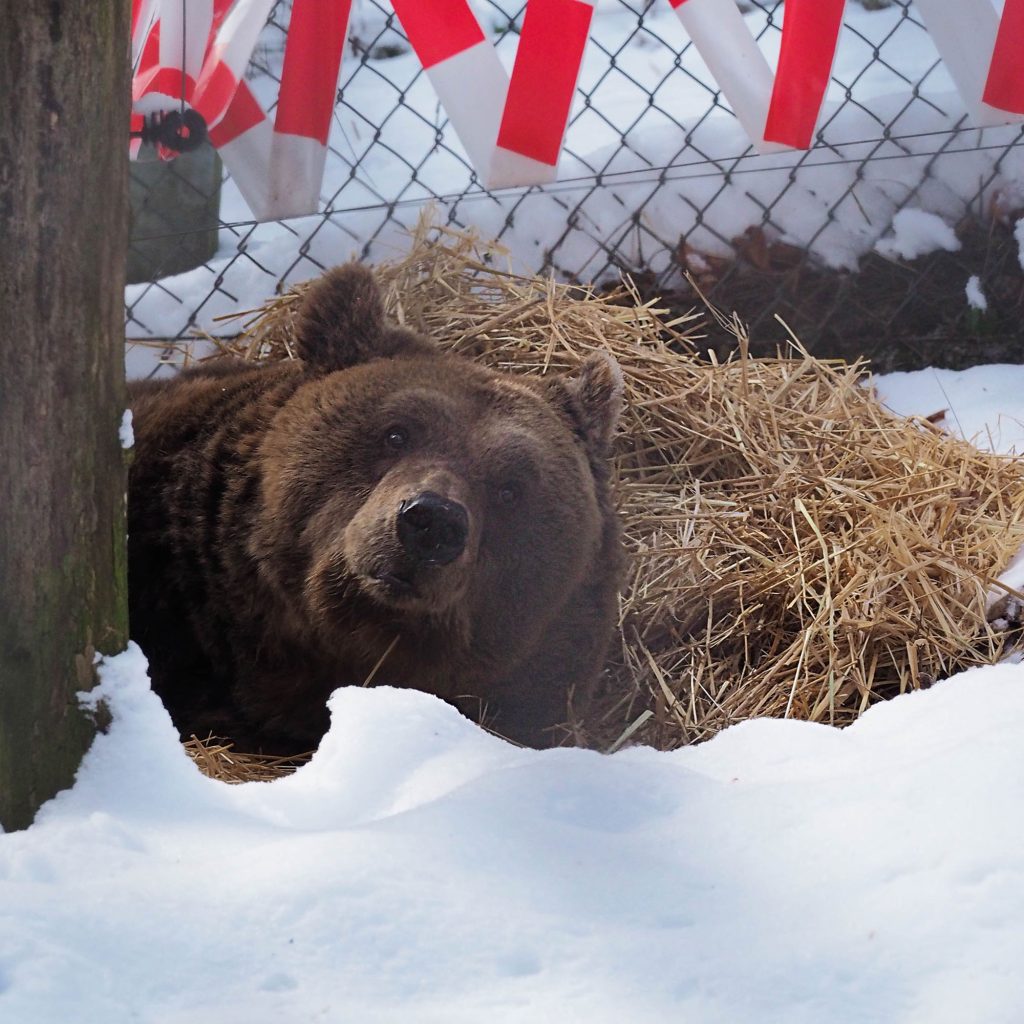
[126,0,1024,373]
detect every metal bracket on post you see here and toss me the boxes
[129,108,208,154]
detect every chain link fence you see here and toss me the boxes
[126,0,1024,375]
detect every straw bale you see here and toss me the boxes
[182,219,1024,775]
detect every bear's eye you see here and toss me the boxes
[496,482,520,506]
[384,425,409,451]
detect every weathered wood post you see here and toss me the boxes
[0,4,130,830]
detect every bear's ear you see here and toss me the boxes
[546,352,624,454]
[294,263,435,372]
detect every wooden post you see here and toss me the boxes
[0,4,129,830]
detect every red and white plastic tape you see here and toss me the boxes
[915,0,1024,125]
[210,0,352,220]
[390,0,596,189]
[132,0,1024,221]
[131,0,351,220]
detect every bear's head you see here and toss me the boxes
[253,264,623,672]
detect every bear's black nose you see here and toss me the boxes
[397,492,468,566]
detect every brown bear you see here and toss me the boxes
[127,264,624,753]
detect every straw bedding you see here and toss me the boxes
[181,222,1024,778]
[182,735,312,783]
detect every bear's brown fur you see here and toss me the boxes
[128,264,624,752]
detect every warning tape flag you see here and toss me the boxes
[131,0,1024,221]
[131,0,350,220]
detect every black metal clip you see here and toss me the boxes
[130,109,208,153]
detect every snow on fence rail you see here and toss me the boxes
[126,0,1024,374]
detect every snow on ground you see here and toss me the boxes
[873,208,962,261]
[2,366,1024,1022]
[874,362,1024,455]
[965,274,988,312]
[2,645,1024,1023]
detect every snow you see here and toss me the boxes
[989,542,1024,619]
[873,208,962,261]
[4,643,1024,1023]
[965,274,988,311]
[2,365,1023,1021]
[118,409,134,449]
[1016,217,1024,270]
[873,363,1024,455]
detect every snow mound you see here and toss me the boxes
[3,646,1024,1022]
[874,208,961,261]
[965,274,988,312]
[874,363,1024,455]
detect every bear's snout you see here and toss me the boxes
[397,492,469,566]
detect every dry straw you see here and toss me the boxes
[185,219,1024,776]
[182,735,313,783]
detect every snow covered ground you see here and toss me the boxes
[875,362,1024,456]
[3,365,1024,1022]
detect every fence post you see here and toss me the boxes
[0,3,130,831]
